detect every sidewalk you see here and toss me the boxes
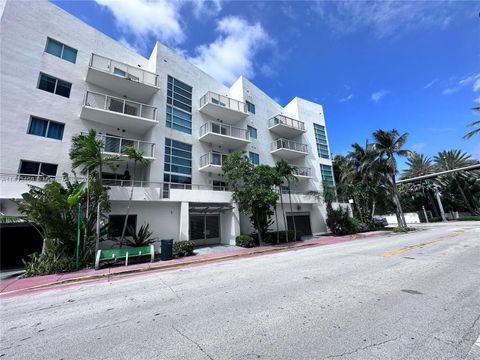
[0,230,390,297]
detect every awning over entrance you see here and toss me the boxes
[189,202,233,214]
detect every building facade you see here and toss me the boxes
[0,0,336,248]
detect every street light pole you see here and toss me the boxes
[434,188,447,222]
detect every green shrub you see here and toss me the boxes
[326,207,359,235]
[236,234,255,248]
[173,240,195,258]
[457,216,480,221]
[125,223,156,247]
[23,247,76,277]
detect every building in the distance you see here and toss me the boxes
[0,0,336,248]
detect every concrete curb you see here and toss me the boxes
[0,230,392,297]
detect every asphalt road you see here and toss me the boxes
[1,223,479,360]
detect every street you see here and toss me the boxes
[1,223,479,359]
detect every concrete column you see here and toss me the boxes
[179,202,189,240]
[221,203,241,245]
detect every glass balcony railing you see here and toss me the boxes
[269,115,305,131]
[98,134,156,158]
[199,121,250,141]
[199,91,247,114]
[89,53,159,87]
[84,91,157,121]
[200,152,229,168]
[293,166,312,177]
[271,138,308,153]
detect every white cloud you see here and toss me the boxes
[473,78,480,92]
[187,17,271,85]
[339,94,353,102]
[442,73,480,95]
[424,79,437,89]
[474,95,480,104]
[371,90,388,103]
[191,0,222,19]
[311,1,459,39]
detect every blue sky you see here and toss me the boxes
[53,0,480,167]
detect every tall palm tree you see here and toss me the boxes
[274,161,289,241]
[119,145,151,246]
[372,129,410,227]
[433,149,479,215]
[463,107,480,139]
[403,152,438,217]
[69,129,119,253]
[276,160,298,241]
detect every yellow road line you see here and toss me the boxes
[380,231,464,257]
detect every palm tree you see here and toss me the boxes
[119,145,151,246]
[433,149,479,215]
[403,152,438,217]
[463,107,480,139]
[372,129,410,227]
[276,160,298,241]
[274,161,289,241]
[69,129,119,253]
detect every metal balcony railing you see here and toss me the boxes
[271,138,308,153]
[200,152,228,168]
[199,91,247,113]
[200,121,250,141]
[293,166,312,177]
[84,91,157,121]
[269,115,305,131]
[89,53,159,87]
[98,134,156,158]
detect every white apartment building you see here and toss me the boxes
[0,0,336,248]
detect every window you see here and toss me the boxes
[246,100,255,114]
[166,75,192,134]
[314,123,330,159]
[247,125,257,139]
[45,38,77,63]
[38,73,71,98]
[249,151,260,165]
[28,116,64,140]
[19,160,58,176]
[108,215,137,237]
[164,138,192,184]
[320,164,335,190]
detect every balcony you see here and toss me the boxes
[199,91,248,124]
[98,134,156,159]
[292,166,312,180]
[199,152,228,174]
[271,138,308,159]
[86,54,159,102]
[268,115,306,138]
[199,121,250,148]
[81,91,158,133]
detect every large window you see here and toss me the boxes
[45,38,77,63]
[320,164,335,190]
[164,138,192,184]
[27,116,64,140]
[108,215,137,237]
[38,73,71,98]
[314,123,330,159]
[249,151,260,165]
[246,100,255,114]
[247,125,257,139]
[166,75,192,134]
[19,160,58,177]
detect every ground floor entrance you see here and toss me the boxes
[189,214,221,245]
[287,213,312,240]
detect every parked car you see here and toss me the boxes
[373,216,388,227]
